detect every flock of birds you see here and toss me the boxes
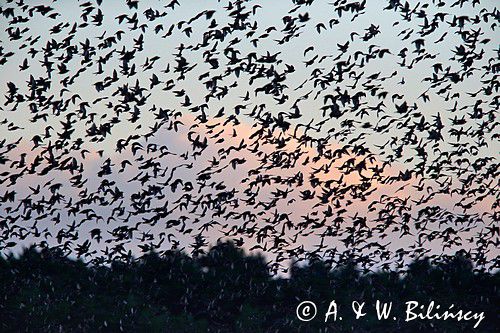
[0,0,498,274]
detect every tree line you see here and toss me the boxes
[1,242,498,332]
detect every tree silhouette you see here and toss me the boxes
[1,242,498,332]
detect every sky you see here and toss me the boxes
[0,0,498,272]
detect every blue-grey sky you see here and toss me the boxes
[0,0,498,271]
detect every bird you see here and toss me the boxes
[0,0,496,280]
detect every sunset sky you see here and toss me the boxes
[0,0,498,272]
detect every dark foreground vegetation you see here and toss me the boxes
[1,242,498,332]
